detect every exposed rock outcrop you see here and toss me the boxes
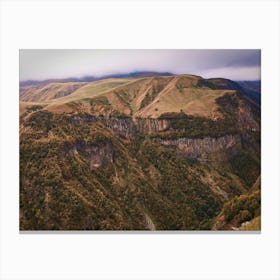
[86,143,113,170]
[159,134,242,161]
[71,115,172,137]
[68,141,114,169]
[70,115,136,138]
[136,118,170,134]
[67,93,259,167]
[103,118,136,138]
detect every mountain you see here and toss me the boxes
[20,74,261,230]
[236,80,261,106]
[19,71,174,87]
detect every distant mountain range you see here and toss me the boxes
[235,81,261,105]
[19,71,174,86]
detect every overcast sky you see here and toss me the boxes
[19,49,261,81]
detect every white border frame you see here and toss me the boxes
[1,1,280,279]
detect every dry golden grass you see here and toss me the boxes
[240,216,261,230]
[44,78,133,113]
[20,82,87,102]
[53,78,132,103]
[20,75,238,119]
[135,76,237,118]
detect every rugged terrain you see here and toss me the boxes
[20,74,261,230]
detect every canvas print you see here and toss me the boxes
[20,49,261,231]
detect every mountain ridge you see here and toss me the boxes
[20,71,175,86]
[20,74,254,119]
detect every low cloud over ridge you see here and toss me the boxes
[20,49,261,81]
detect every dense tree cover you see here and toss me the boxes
[135,139,223,229]
[230,151,260,188]
[220,190,261,228]
[151,115,239,139]
[20,94,260,230]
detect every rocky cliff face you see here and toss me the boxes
[68,141,114,169]
[136,118,170,134]
[71,115,172,137]
[67,93,259,166]
[159,134,242,161]
[103,118,136,138]
[86,143,113,170]
[70,115,136,138]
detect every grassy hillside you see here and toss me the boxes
[20,82,87,102]
[20,75,242,119]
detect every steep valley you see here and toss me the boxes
[20,74,261,230]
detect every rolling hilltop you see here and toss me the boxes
[20,74,261,230]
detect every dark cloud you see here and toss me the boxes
[20,49,261,81]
